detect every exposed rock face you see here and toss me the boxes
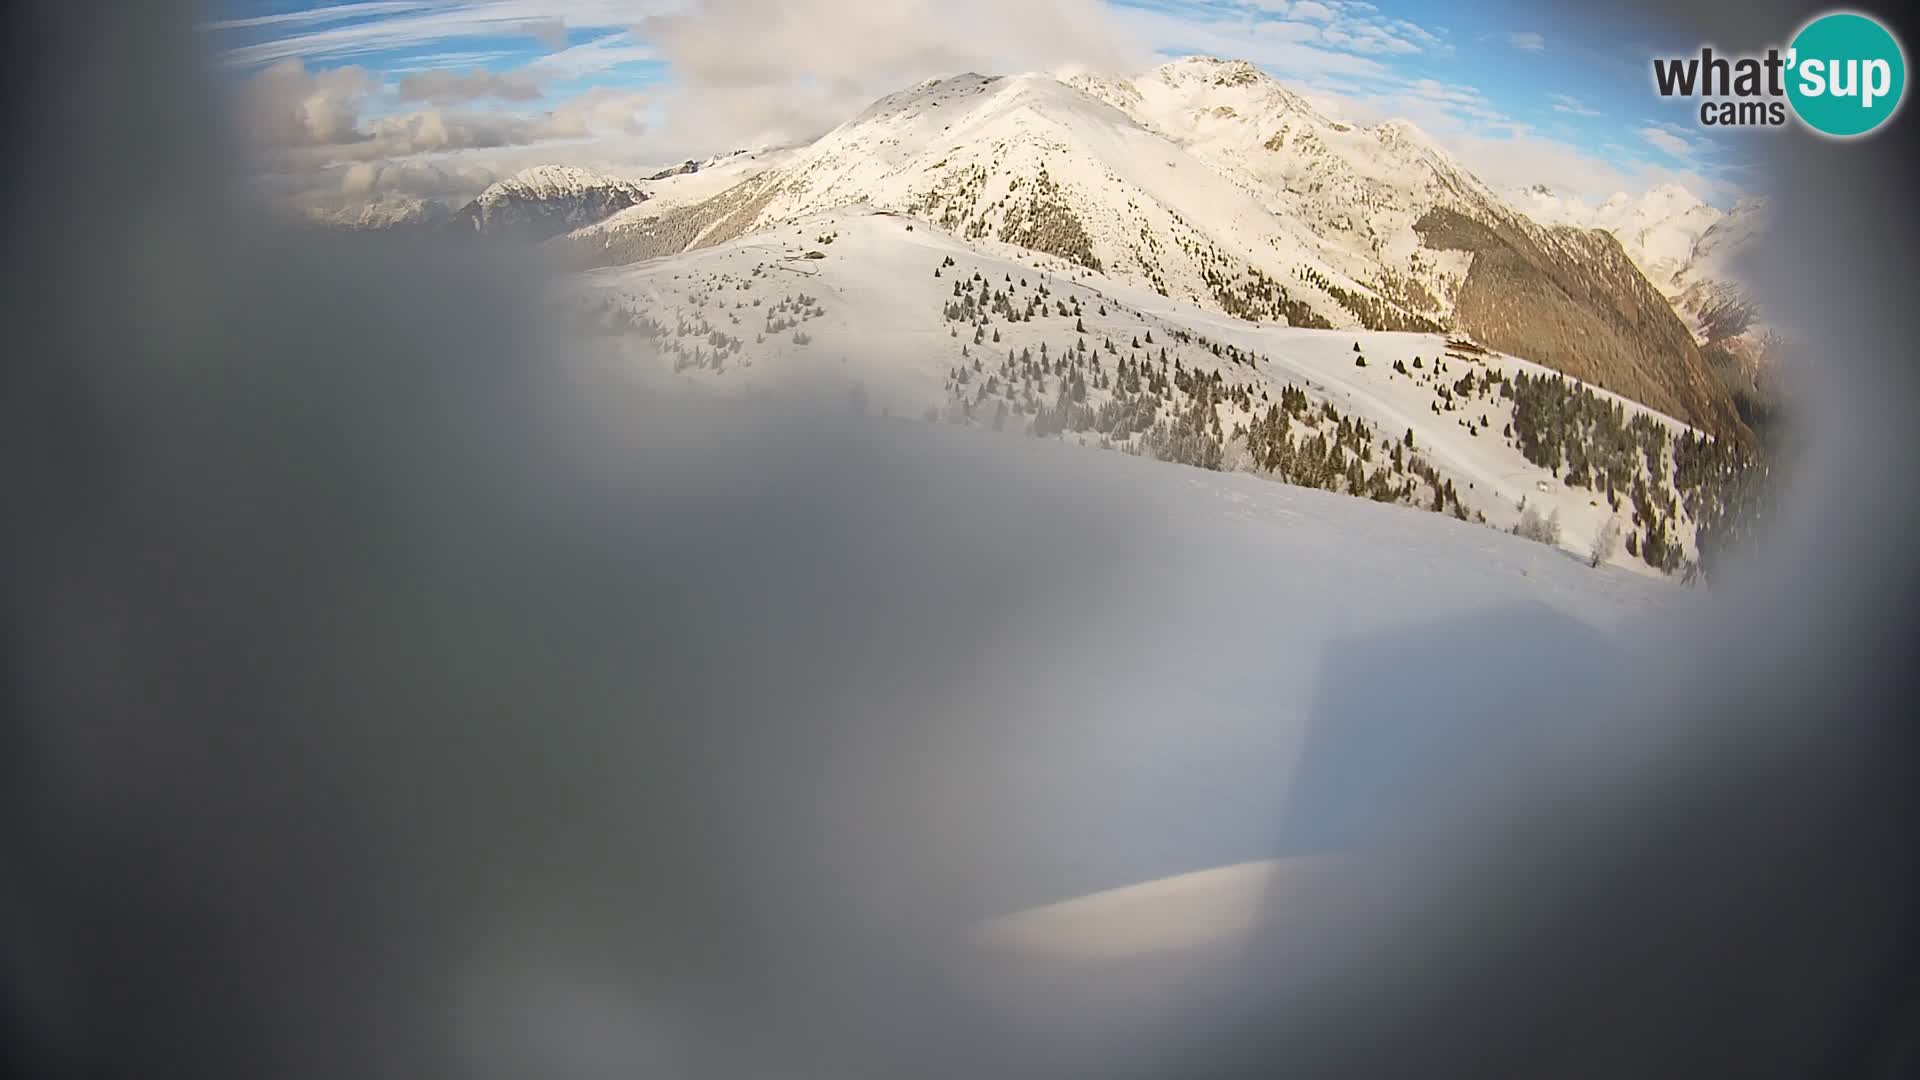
[647,160,701,181]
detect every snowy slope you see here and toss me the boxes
[571,207,1707,574]
[746,59,1522,332]
[606,146,801,223]
[1065,58,1509,322]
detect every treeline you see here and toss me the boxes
[1675,430,1774,585]
[1510,368,1771,581]
[931,264,1468,517]
[1295,265,1443,333]
[997,168,1103,272]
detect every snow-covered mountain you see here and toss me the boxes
[1670,197,1769,347]
[447,165,648,242]
[574,60,1490,331]
[1062,59,1507,326]
[1509,183,1769,356]
[314,156,778,241]
[560,58,1747,442]
[566,145,802,250]
[1510,183,1721,295]
[305,195,452,232]
[643,147,768,181]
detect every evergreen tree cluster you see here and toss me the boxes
[1674,429,1773,585]
[912,164,990,235]
[1203,262,1332,328]
[926,258,1466,515]
[1292,264,1442,333]
[1172,232,1332,328]
[996,167,1103,272]
[1238,386,1459,511]
[1508,368,1771,579]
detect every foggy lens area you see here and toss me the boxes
[4,2,1917,1077]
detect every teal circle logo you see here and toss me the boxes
[1787,12,1906,137]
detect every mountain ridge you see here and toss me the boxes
[1508,182,1770,353]
[447,165,648,242]
[558,59,1749,441]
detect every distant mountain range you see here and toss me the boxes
[1509,183,1770,354]
[308,164,647,244]
[447,165,648,243]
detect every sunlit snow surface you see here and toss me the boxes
[577,206,1704,574]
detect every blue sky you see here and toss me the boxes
[210,1,1760,209]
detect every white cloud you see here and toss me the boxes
[1110,6,1397,88]
[639,0,1146,150]
[1638,126,1694,156]
[234,57,663,213]
[212,1,659,67]
[542,88,653,138]
[383,50,525,73]
[1308,74,1522,141]
[216,0,1455,160]
[1403,78,1508,123]
[205,2,436,32]
[1295,70,1738,204]
[239,60,379,147]
[1434,127,1738,204]
[1549,93,1601,118]
[530,31,660,78]
[1152,0,1448,63]
[354,108,541,156]
[335,157,501,201]
[1388,18,1444,52]
[220,1,1746,214]
[396,68,544,105]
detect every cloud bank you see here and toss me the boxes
[215,2,1753,215]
